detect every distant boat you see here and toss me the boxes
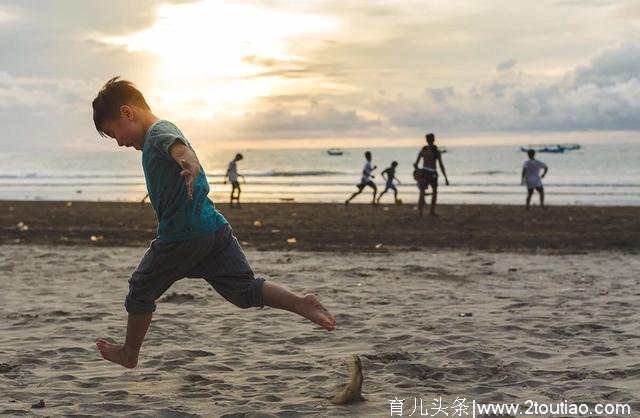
[327,148,343,156]
[521,143,581,154]
[559,143,581,151]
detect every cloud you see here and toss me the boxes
[363,40,640,133]
[1,0,640,151]
[571,41,640,86]
[180,101,383,141]
[497,59,517,72]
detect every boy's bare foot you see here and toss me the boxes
[95,338,138,368]
[296,294,337,331]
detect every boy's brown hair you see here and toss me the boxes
[92,77,151,137]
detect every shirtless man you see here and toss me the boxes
[414,133,449,218]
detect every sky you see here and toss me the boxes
[1,0,639,151]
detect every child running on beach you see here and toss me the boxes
[224,153,245,207]
[91,77,336,368]
[376,161,401,204]
[345,151,377,205]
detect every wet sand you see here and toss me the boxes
[1,201,639,251]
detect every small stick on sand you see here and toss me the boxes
[331,354,365,405]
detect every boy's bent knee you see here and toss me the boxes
[125,294,157,314]
[220,276,266,309]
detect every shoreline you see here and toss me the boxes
[1,200,638,251]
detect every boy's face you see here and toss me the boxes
[101,106,146,151]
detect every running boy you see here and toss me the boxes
[224,153,245,207]
[521,149,548,210]
[376,161,401,204]
[92,77,336,369]
[345,151,377,205]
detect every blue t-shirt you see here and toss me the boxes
[142,120,227,241]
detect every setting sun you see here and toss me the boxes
[101,0,341,119]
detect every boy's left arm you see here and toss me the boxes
[169,142,200,200]
[438,155,450,185]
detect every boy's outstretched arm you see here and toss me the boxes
[169,141,200,200]
[438,155,450,185]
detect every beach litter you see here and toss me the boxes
[459,312,473,317]
[508,266,518,272]
[271,229,280,233]
[331,354,365,405]
[253,220,263,227]
[90,235,104,242]
[375,243,383,249]
[16,222,29,231]
[66,202,73,207]
[287,237,297,245]
[31,400,45,409]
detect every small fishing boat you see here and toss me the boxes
[327,148,344,156]
[521,143,581,154]
[559,143,581,151]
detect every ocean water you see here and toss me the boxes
[1,141,639,205]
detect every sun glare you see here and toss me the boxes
[102,0,341,119]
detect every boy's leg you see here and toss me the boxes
[538,187,545,208]
[393,186,398,201]
[429,184,438,216]
[377,187,388,203]
[526,188,533,210]
[192,225,336,331]
[371,183,378,204]
[96,312,152,368]
[346,186,363,204]
[96,236,213,368]
[262,281,336,331]
[418,186,426,218]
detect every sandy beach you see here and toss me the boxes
[1,201,639,417]
[1,201,639,251]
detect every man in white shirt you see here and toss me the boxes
[521,149,548,210]
[224,153,245,207]
[345,151,377,205]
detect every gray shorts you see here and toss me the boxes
[125,223,265,313]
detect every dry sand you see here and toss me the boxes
[1,244,639,417]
